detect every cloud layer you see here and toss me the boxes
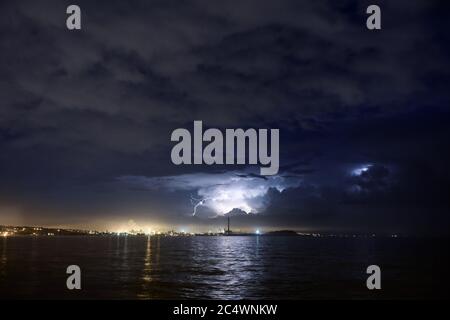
[1,0,449,234]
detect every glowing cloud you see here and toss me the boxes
[351,164,372,176]
[118,171,301,216]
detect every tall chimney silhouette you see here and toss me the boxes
[227,216,230,234]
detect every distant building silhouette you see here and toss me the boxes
[225,216,232,235]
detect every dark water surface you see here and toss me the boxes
[0,236,448,299]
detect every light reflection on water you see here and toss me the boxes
[0,236,447,299]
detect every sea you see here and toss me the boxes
[0,235,448,299]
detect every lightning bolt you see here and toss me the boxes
[191,195,208,216]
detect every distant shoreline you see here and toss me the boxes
[0,224,412,239]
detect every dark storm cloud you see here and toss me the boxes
[0,0,449,233]
[348,164,392,193]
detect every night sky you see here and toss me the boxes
[1,0,449,235]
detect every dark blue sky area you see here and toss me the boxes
[0,0,449,234]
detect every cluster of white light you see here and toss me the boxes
[206,187,253,214]
[195,177,288,215]
[115,220,156,235]
[352,164,372,176]
[119,171,302,217]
